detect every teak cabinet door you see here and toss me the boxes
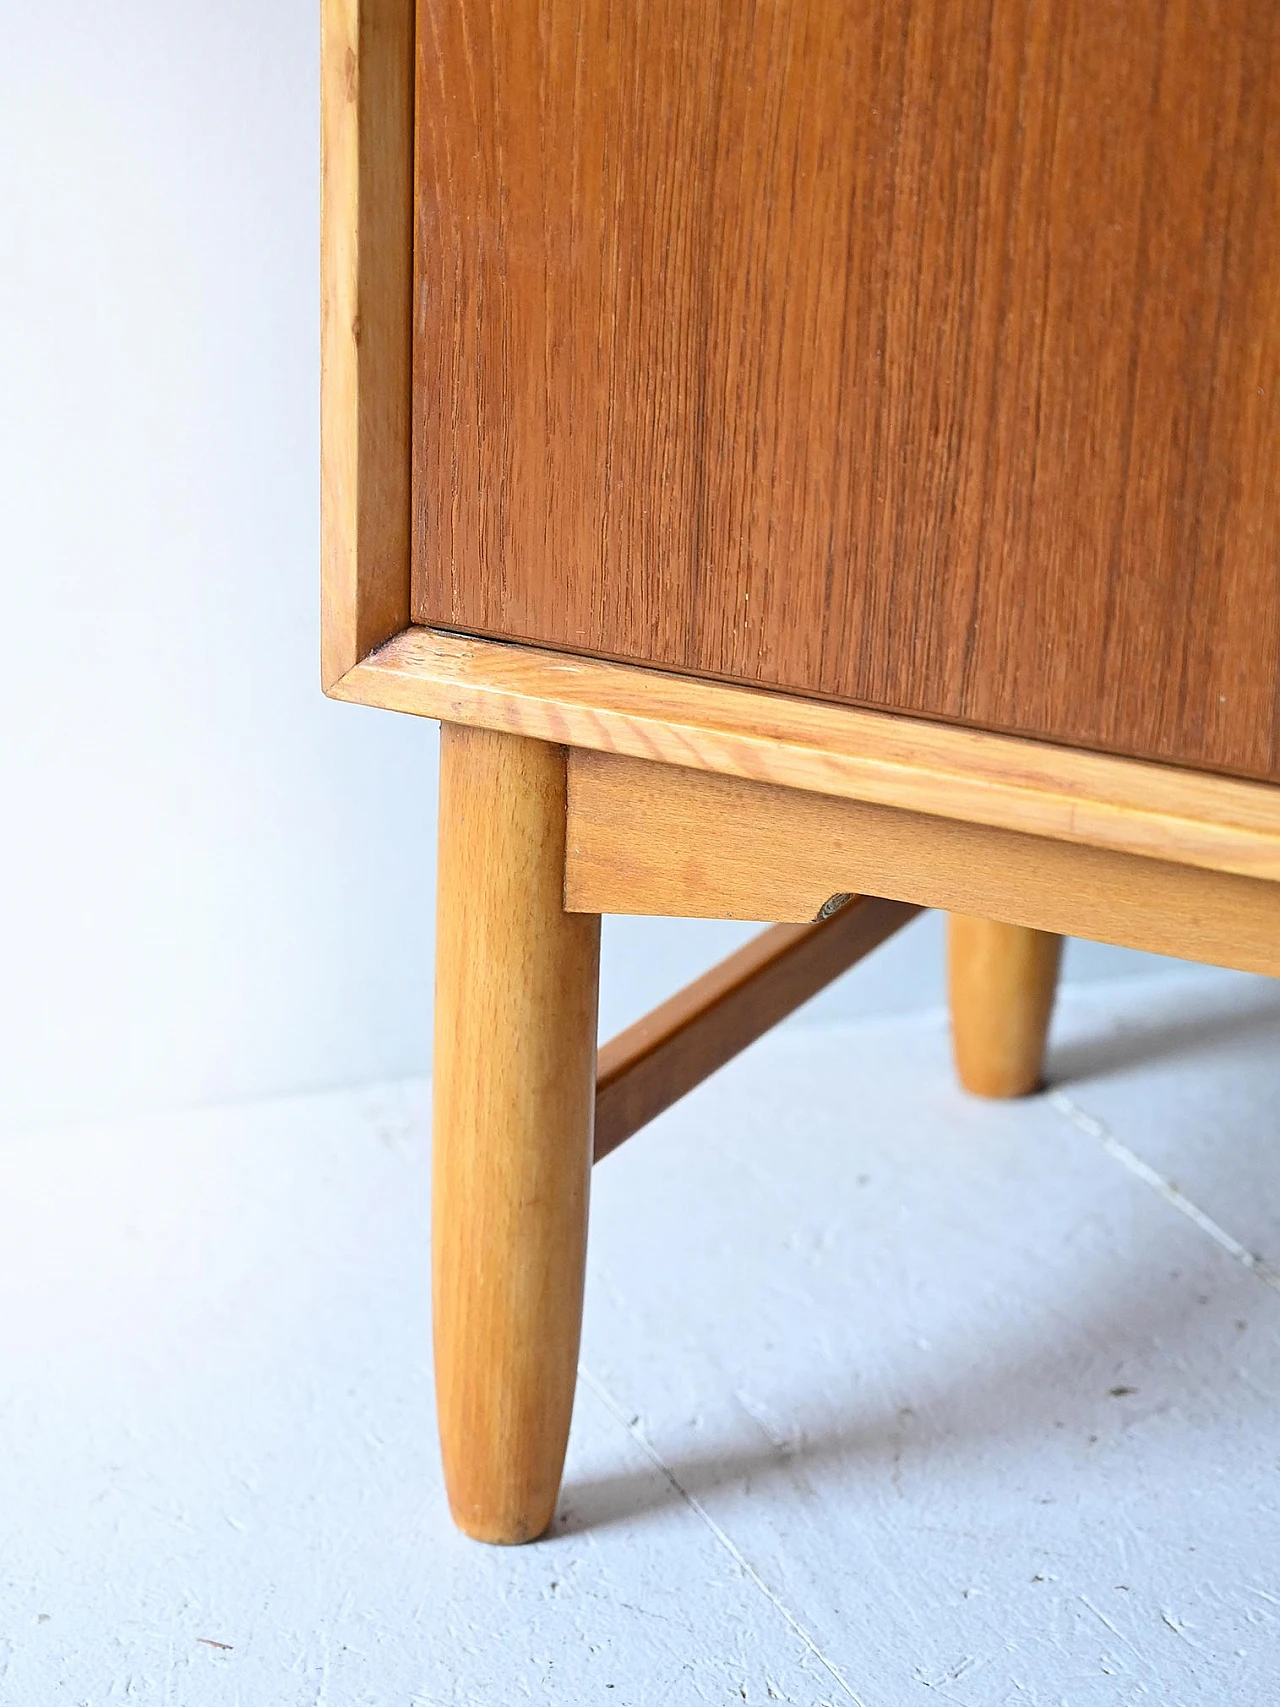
[412,0,1280,783]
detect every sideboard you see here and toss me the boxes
[321,0,1280,1541]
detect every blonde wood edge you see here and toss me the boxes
[565,749,1280,977]
[319,0,414,689]
[948,917,1064,1099]
[594,897,920,1163]
[331,627,1280,882]
[432,726,600,1544]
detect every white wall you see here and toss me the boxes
[0,0,1184,1138]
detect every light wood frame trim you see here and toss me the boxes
[594,898,920,1163]
[333,628,1280,884]
[320,0,414,689]
[565,750,1280,977]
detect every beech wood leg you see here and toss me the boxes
[948,915,1063,1098]
[432,724,601,1543]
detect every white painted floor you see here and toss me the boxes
[2,967,1278,1705]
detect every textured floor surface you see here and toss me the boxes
[1,967,1278,1705]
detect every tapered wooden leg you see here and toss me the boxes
[947,915,1063,1098]
[432,724,601,1543]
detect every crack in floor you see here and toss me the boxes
[1049,1089,1280,1296]
[577,1365,869,1707]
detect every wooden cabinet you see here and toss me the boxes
[412,0,1280,782]
[322,0,1280,1543]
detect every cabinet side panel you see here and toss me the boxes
[321,0,414,686]
[412,0,1280,781]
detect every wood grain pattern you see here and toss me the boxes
[320,0,414,688]
[564,749,1280,976]
[412,0,1280,781]
[333,629,1280,882]
[948,918,1063,1098]
[432,725,600,1543]
[595,899,919,1162]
